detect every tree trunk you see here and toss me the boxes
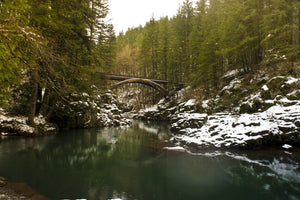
[297,6,300,45]
[39,88,50,117]
[27,67,39,127]
[45,94,58,121]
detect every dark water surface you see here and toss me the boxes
[0,121,299,200]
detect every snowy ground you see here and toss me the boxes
[0,109,57,136]
[172,104,300,150]
[137,75,300,150]
[0,91,132,136]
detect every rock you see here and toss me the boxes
[0,178,6,187]
[0,181,6,187]
[278,124,296,133]
[0,113,57,136]
[136,74,300,150]
[282,144,293,150]
[294,120,300,127]
[50,90,131,129]
[170,104,300,150]
[210,131,219,137]
[287,90,300,100]
[0,177,7,181]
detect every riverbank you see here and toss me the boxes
[0,91,131,137]
[136,73,300,151]
[0,177,48,200]
[0,109,57,136]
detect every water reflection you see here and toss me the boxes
[187,150,300,184]
[0,121,299,200]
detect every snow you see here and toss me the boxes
[282,144,293,149]
[0,113,35,134]
[137,73,300,150]
[278,97,297,105]
[144,105,158,112]
[262,85,269,91]
[184,99,196,106]
[176,87,190,102]
[287,90,300,97]
[221,78,241,92]
[240,92,263,109]
[222,69,240,79]
[286,77,300,85]
[0,111,57,135]
[173,104,300,149]
[268,76,285,82]
[82,92,89,97]
[201,100,208,108]
[67,90,131,128]
[163,146,186,152]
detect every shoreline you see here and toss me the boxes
[0,177,48,200]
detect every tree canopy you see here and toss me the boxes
[113,0,300,92]
[0,0,115,125]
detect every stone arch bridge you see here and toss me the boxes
[98,73,184,96]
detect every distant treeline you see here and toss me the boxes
[113,0,300,90]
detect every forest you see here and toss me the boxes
[114,0,300,92]
[1,1,300,199]
[0,0,115,126]
[0,0,300,125]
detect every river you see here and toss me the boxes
[0,121,299,200]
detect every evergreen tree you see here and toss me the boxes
[0,0,114,124]
[112,0,300,95]
[261,0,300,64]
[170,0,194,83]
[139,16,159,77]
[157,17,171,80]
[0,0,28,106]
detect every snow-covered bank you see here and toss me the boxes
[0,109,57,136]
[173,104,300,150]
[137,74,300,150]
[52,90,132,129]
[0,90,131,136]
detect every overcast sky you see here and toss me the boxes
[108,0,190,34]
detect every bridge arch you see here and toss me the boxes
[110,78,168,96]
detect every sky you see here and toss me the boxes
[108,0,189,34]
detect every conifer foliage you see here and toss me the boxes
[114,0,300,92]
[0,0,115,125]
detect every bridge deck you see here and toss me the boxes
[96,72,184,87]
[105,74,169,85]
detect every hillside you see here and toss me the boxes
[137,63,300,150]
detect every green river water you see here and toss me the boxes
[0,121,299,200]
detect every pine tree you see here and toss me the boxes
[139,16,159,77]
[261,0,300,64]
[1,0,115,125]
[157,17,171,80]
[170,0,194,82]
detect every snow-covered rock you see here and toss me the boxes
[173,104,300,150]
[171,113,208,131]
[282,144,293,150]
[40,89,132,129]
[0,111,57,136]
[136,74,300,150]
[163,146,186,152]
